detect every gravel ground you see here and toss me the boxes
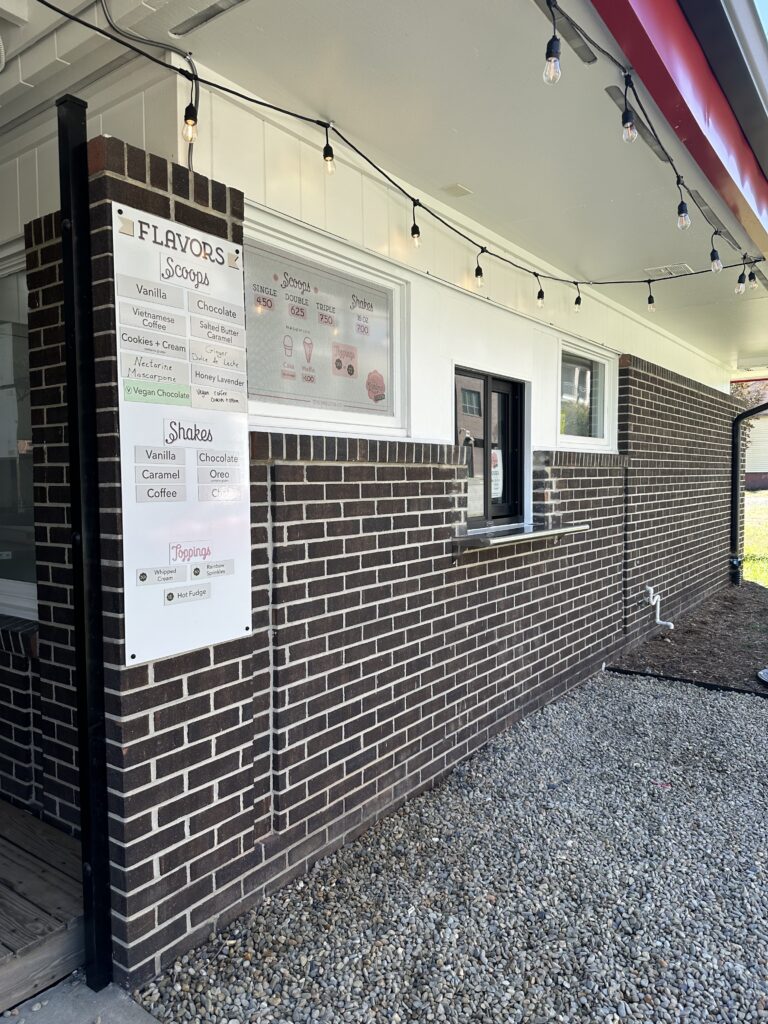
[140,672,768,1024]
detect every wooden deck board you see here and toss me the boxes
[0,839,82,921]
[0,805,81,882]
[0,918,84,1012]
[0,803,84,1011]
[0,885,64,955]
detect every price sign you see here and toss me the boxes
[246,242,394,416]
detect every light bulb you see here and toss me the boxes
[710,248,723,273]
[543,36,561,84]
[573,295,582,313]
[411,222,421,248]
[475,265,484,290]
[323,142,335,175]
[647,295,656,313]
[749,270,758,290]
[182,103,198,144]
[537,287,545,308]
[676,200,691,231]
[735,271,746,295]
[621,110,638,143]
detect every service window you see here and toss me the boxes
[455,368,524,527]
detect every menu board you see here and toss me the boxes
[112,204,251,666]
[246,242,393,416]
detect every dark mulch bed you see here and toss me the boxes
[611,581,768,694]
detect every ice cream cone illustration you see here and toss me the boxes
[282,335,293,357]
[303,337,314,363]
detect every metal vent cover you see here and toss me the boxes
[643,263,695,278]
[442,183,474,198]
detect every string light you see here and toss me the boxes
[621,75,638,143]
[34,0,765,312]
[735,259,747,295]
[676,181,691,232]
[475,249,486,290]
[543,0,562,84]
[323,124,335,175]
[710,231,723,274]
[535,274,545,308]
[646,280,656,313]
[411,200,421,248]
[182,102,198,143]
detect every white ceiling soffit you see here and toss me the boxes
[2,0,767,368]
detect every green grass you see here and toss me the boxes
[744,491,768,587]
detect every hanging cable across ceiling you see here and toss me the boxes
[98,0,199,173]
[33,0,764,314]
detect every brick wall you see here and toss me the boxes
[22,211,80,833]
[619,356,738,639]
[7,135,743,987]
[0,617,39,806]
[108,433,629,983]
[80,139,253,978]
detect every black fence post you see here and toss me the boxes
[56,94,113,991]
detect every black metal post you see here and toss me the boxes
[730,399,768,585]
[56,94,113,991]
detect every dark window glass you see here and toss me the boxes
[0,273,34,592]
[560,351,604,438]
[460,387,481,417]
[455,368,524,525]
[455,372,485,520]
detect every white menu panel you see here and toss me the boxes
[112,204,251,666]
[246,242,393,416]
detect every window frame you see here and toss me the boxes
[557,338,618,453]
[455,366,526,529]
[0,246,37,621]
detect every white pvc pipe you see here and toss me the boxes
[645,585,674,629]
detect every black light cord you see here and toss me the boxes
[98,0,199,171]
[551,0,625,74]
[31,0,763,298]
[34,0,326,127]
[547,0,558,37]
[625,79,738,250]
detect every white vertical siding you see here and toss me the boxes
[747,417,768,474]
